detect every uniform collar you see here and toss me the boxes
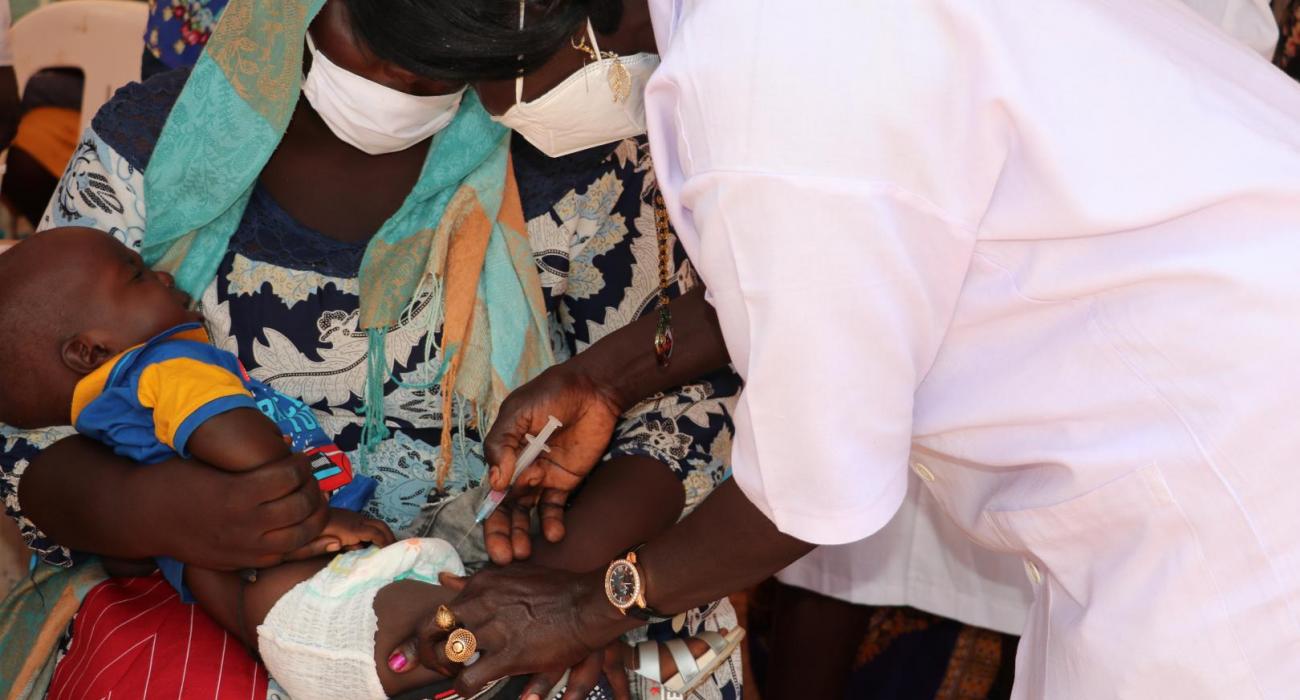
[69,322,211,425]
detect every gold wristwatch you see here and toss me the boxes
[604,549,670,623]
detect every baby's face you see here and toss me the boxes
[73,231,203,351]
[0,228,204,427]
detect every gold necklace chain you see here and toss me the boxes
[653,192,674,367]
[571,33,618,62]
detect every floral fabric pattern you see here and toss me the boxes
[6,72,742,698]
[144,0,230,71]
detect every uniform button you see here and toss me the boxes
[910,461,936,482]
[1024,559,1043,585]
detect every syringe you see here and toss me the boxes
[471,415,564,526]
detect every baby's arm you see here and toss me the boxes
[184,407,290,472]
[133,352,385,552]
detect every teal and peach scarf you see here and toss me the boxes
[140,0,553,481]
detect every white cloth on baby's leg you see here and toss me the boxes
[257,538,465,700]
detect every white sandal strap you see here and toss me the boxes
[695,630,727,655]
[664,638,700,680]
[630,629,746,686]
[635,640,662,682]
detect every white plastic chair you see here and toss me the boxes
[10,0,149,136]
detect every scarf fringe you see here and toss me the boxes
[358,328,392,472]
[360,274,470,490]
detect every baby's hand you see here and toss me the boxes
[283,509,396,561]
[322,509,396,550]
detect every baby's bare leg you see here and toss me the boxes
[185,558,332,648]
[189,554,455,696]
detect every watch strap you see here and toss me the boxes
[625,546,671,623]
[624,603,672,623]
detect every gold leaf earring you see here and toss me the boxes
[607,57,631,103]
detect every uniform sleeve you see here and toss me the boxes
[135,357,257,456]
[643,2,1010,545]
[678,172,977,545]
[1178,0,1277,58]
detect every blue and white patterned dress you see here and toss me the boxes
[2,69,743,699]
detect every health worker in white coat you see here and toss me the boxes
[771,1,1282,691]
[389,1,1300,698]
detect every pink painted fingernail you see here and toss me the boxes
[525,694,541,700]
[387,649,409,672]
[326,542,341,552]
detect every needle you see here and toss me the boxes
[454,415,563,549]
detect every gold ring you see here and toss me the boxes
[445,628,478,664]
[435,605,457,631]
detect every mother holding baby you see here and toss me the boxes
[0,0,743,698]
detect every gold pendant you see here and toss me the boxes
[608,56,632,103]
[654,305,674,367]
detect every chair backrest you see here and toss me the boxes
[11,0,149,136]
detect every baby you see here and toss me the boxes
[0,228,471,699]
[2,227,742,700]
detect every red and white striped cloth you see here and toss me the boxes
[48,573,268,700]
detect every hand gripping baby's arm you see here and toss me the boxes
[137,357,335,562]
[186,409,395,559]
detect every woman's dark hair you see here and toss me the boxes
[344,0,624,82]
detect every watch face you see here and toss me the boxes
[606,560,640,608]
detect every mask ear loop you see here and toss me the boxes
[585,19,603,59]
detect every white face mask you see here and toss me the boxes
[493,17,660,158]
[302,34,465,155]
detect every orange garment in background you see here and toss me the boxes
[11,106,79,175]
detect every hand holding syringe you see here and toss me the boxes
[472,415,564,526]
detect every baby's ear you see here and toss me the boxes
[61,331,116,375]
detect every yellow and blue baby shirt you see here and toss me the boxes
[72,324,259,463]
[70,322,376,599]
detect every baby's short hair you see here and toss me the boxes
[0,229,109,425]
